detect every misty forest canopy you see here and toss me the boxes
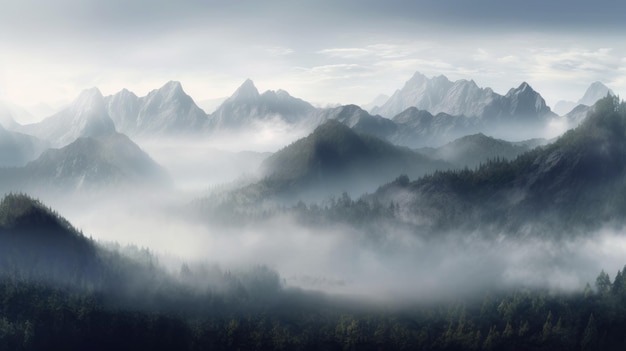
[194,96,626,238]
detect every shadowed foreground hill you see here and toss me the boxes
[0,193,99,286]
[4,197,626,349]
[370,95,626,234]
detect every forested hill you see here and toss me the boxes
[0,193,100,286]
[251,120,450,201]
[370,95,626,235]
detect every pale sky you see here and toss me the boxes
[1,0,625,118]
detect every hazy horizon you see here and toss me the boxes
[2,0,626,122]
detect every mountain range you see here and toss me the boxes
[372,72,556,123]
[1,73,612,199]
[10,72,600,153]
[105,81,208,137]
[208,79,317,131]
[368,95,626,235]
[103,79,317,137]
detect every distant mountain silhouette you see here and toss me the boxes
[19,88,116,147]
[208,79,317,130]
[0,124,49,167]
[0,133,170,193]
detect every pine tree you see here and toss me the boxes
[595,270,611,295]
[581,313,598,351]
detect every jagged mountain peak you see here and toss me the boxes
[505,82,552,117]
[159,80,184,96]
[230,79,260,101]
[113,88,137,98]
[506,82,533,96]
[453,79,478,88]
[407,71,428,82]
[148,80,189,101]
[71,87,105,113]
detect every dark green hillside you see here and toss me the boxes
[0,193,99,286]
[260,119,449,198]
[373,95,626,234]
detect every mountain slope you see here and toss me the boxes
[0,124,49,167]
[370,95,626,234]
[314,104,397,140]
[579,81,615,106]
[0,133,171,193]
[0,102,21,129]
[257,120,449,199]
[418,133,539,169]
[19,88,116,147]
[0,193,100,286]
[105,81,208,137]
[362,94,390,112]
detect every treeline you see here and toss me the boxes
[5,194,626,349]
[2,268,626,350]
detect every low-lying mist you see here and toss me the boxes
[47,190,626,303]
[135,121,311,192]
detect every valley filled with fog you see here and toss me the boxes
[2,74,624,300]
[2,70,626,350]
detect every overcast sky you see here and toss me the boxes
[1,0,625,117]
